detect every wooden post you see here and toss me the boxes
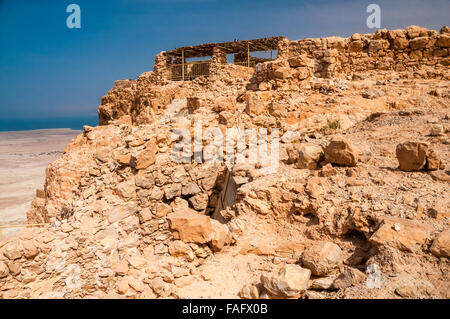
[182,48,185,81]
[247,42,250,67]
[270,49,273,60]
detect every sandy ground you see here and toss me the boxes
[0,129,79,237]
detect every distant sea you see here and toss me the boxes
[0,116,99,132]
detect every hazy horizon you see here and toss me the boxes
[0,115,98,132]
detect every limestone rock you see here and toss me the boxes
[0,261,9,278]
[396,141,427,171]
[181,182,201,196]
[273,66,292,79]
[117,153,131,166]
[436,34,450,47]
[406,25,428,38]
[288,55,313,68]
[188,193,209,211]
[332,267,366,289]
[209,219,231,251]
[138,207,153,223]
[324,138,358,166]
[425,148,442,171]
[154,203,172,218]
[239,284,259,299]
[22,240,39,259]
[132,147,156,170]
[3,241,23,260]
[429,124,444,136]
[369,217,433,253]
[114,259,129,276]
[260,264,311,298]
[117,277,130,294]
[302,241,343,276]
[168,240,195,261]
[164,183,182,200]
[167,208,214,244]
[410,36,435,50]
[128,276,146,292]
[396,142,442,171]
[309,276,336,290]
[297,144,324,170]
[129,254,147,269]
[427,206,450,220]
[430,228,450,258]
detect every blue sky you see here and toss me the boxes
[0,0,449,119]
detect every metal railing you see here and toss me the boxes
[167,61,259,81]
[168,61,211,81]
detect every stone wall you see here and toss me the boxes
[286,25,450,78]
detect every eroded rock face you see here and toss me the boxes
[302,241,343,276]
[324,138,358,166]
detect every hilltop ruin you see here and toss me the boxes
[0,25,449,299]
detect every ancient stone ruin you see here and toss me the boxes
[0,25,449,299]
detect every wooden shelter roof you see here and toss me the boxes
[166,36,285,58]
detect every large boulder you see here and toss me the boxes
[370,217,433,253]
[430,228,450,258]
[324,138,358,166]
[260,264,311,298]
[167,209,214,244]
[297,144,324,170]
[396,141,427,171]
[302,241,343,276]
[396,142,443,171]
[167,209,230,251]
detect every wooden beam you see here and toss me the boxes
[247,42,250,67]
[182,48,184,82]
[166,36,285,59]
